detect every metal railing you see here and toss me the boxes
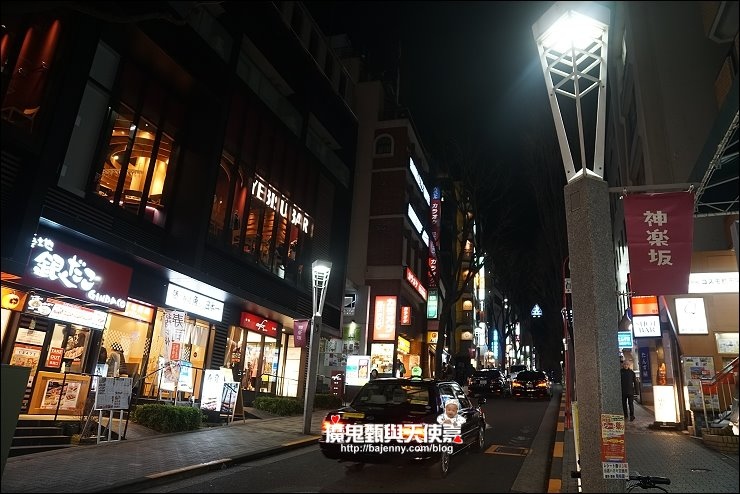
[700,357,739,421]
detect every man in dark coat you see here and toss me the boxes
[621,360,639,421]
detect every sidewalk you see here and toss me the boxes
[1,410,328,493]
[560,399,739,493]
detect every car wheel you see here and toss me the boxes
[473,425,485,451]
[439,451,451,478]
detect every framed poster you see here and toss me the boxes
[9,344,41,387]
[715,332,739,355]
[29,371,90,415]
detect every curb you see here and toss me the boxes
[98,436,320,493]
[547,392,566,493]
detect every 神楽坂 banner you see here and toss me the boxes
[624,191,694,296]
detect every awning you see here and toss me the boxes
[689,77,739,217]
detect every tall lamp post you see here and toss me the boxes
[533,2,623,492]
[302,259,332,435]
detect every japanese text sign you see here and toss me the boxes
[624,192,694,296]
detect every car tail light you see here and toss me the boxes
[512,381,523,388]
[322,419,341,433]
[536,381,548,388]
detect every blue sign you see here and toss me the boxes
[638,347,652,384]
[618,331,633,349]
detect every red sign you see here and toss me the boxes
[400,306,411,325]
[624,192,694,296]
[631,296,659,316]
[294,319,309,348]
[373,296,397,341]
[405,267,427,301]
[170,341,182,361]
[240,311,279,338]
[46,347,64,368]
[25,234,132,309]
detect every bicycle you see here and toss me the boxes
[626,473,671,492]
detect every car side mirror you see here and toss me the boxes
[477,396,487,405]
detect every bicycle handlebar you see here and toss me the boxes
[629,474,671,486]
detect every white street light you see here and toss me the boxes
[302,259,332,435]
[533,2,623,492]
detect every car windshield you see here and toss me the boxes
[473,370,501,378]
[516,371,547,381]
[509,365,527,374]
[352,382,432,410]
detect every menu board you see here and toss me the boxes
[9,344,41,387]
[94,377,133,410]
[200,369,225,411]
[40,380,83,410]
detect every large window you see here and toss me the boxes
[90,62,182,227]
[1,16,61,133]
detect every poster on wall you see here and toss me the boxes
[40,380,82,410]
[370,343,394,375]
[220,382,239,416]
[345,356,371,386]
[10,343,42,387]
[682,356,715,410]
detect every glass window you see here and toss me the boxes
[210,155,232,242]
[374,135,393,155]
[1,16,61,133]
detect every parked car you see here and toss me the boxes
[468,368,510,397]
[506,364,528,392]
[319,377,487,478]
[511,370,552,399]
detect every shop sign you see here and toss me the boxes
[240,311,279,338]
[427,331,438,344]
[26,235,132,309]
[25,294,108,329]
[689,272,739,293]
[118,300,155,323]
[397,336,410,354]
[46,347,64,368]
[428,186,441,289]
[1,287,27,310]
[632,315,660,337]
[631,295,659,315]
[624,192,694,296]
[373,296,397,341]
[427,289,438,319]
[294,319,309,348]
[409,157,431,205]
[638,347,652,384]
[405,267,427,301]
[674,298,708,334]
[252,174,313,236]
[166,283,224,322]
[617,331,633,349]
[400,306,411,325]
[343,293,357,316]
[407,204,429,247]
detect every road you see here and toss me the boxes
[133,394,554,493]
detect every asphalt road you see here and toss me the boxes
[134,395,553,493]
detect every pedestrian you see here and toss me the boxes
[621,360,638,421]
[395,358,406,377]
[369,368,379,380]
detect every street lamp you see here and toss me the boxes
[533,2,623,492]
[302,259,332,435]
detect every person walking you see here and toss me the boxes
[621,360,639,421]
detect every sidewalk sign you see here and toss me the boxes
[94,377,133,444]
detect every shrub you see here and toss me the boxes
[130,404,204,433]
[253,397,303,416]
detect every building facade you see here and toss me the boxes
[1,1,357,417]
[604,1,738,427]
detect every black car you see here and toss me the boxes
[468,368,510,397]
[319,377,487,478]
[511,370,552,399]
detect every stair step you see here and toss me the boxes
[14,426,64,436]
[12,435,72,447]
[8,444,76,457]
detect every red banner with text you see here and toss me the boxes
[624,191,694,296]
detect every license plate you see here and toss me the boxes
[343,412,365,419]
[479,380,487,385]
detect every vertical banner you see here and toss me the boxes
[623,192,694,296]
[294,319,309,348]
[428,186,442,289]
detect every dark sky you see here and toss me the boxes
[305,1,555,156]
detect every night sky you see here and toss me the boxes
[306,1,566,367]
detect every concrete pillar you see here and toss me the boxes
[564,173,623,492]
